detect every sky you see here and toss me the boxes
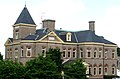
[1,0,120,56]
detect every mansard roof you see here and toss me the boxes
[22,28,116,45]
[14,6,36,25]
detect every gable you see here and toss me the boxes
[5,38,13,45]
[38,31,64,43]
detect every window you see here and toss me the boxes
[26,47,31,57]
[66,32,71,41]
[105,49,108,59]
[7,49,12,58]
[99,67,102,75]
[68,51,70,58]
[9,52,12,58]
[93,67,97,75]
[89,66,91,75]
[9,49,12,58]
[72,49,76,58]
[21,47,24,57]
[73,52,75,58]
[88,52,91,58]
[104,67,108,75]
[80,52,83,58]
[112,52,115,59]
[112,67,115,75]
[42,47,46,57]
[15,48,18,58]
[99,51,102,58]
[62,50,66,58]
[105,52,107,59]
[80,48,83,58]
[15,29,19,39]
[94,52,97,58]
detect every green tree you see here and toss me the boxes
[25,55,61,79]
[117,47,120,56]
[0,60,25,79]
[64,59,87,79]
[47,48,63,72]
[0,52,3,60]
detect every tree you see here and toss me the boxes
[64,59,87,79]
[0,52,3,60]
[25,55,61,79]
[0,60,25,79]
[47,48,63,72]
[117,47,120,56]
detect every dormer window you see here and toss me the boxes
[66,32,71,41]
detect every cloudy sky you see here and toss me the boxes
[0,0,120,56]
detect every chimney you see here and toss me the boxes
[42,19,55,31]
[89,21,95,32]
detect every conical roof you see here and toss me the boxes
[14,6,36,25]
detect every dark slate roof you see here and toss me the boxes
[55,30,116,45]
[22,28,116,45]
[14,6,36,25]
[9,38,13,42]
[23,29,47,40]
[55,30,77,43]
[75,30,116,45]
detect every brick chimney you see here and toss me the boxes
[89,21,95,32]
[42,19,55,31]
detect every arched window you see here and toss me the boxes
[42,46,46,57]
[80,48,83,58]
[112,50,115,59]
[88,64,92,75]
[88,52,91,58]
[21,47,24,57]
[104,64,108,75]
[15,48,18,58]
[72,49,76,58]
[112,64,115,75]
[94,48,97,58]
[15,29,19,39]
[26,46,32,57]
[105,49,108,59]
[99,64,102,75]
[68,48,71,58]
[87,47,91,58]
[93,64,97,75]
[62,48,66,58]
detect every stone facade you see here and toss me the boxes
[4,6,118,79]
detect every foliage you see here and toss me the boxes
[0,48,87,79]
[0,52,3,60]
[117,47,120,56]
[64,59,86,79]
[25,55,61,79]
[104,75,119,79]
[0,60,25,79]
[47,48,63,72]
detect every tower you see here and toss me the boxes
[13,6,36,42]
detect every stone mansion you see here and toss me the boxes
[5,6,118,79]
